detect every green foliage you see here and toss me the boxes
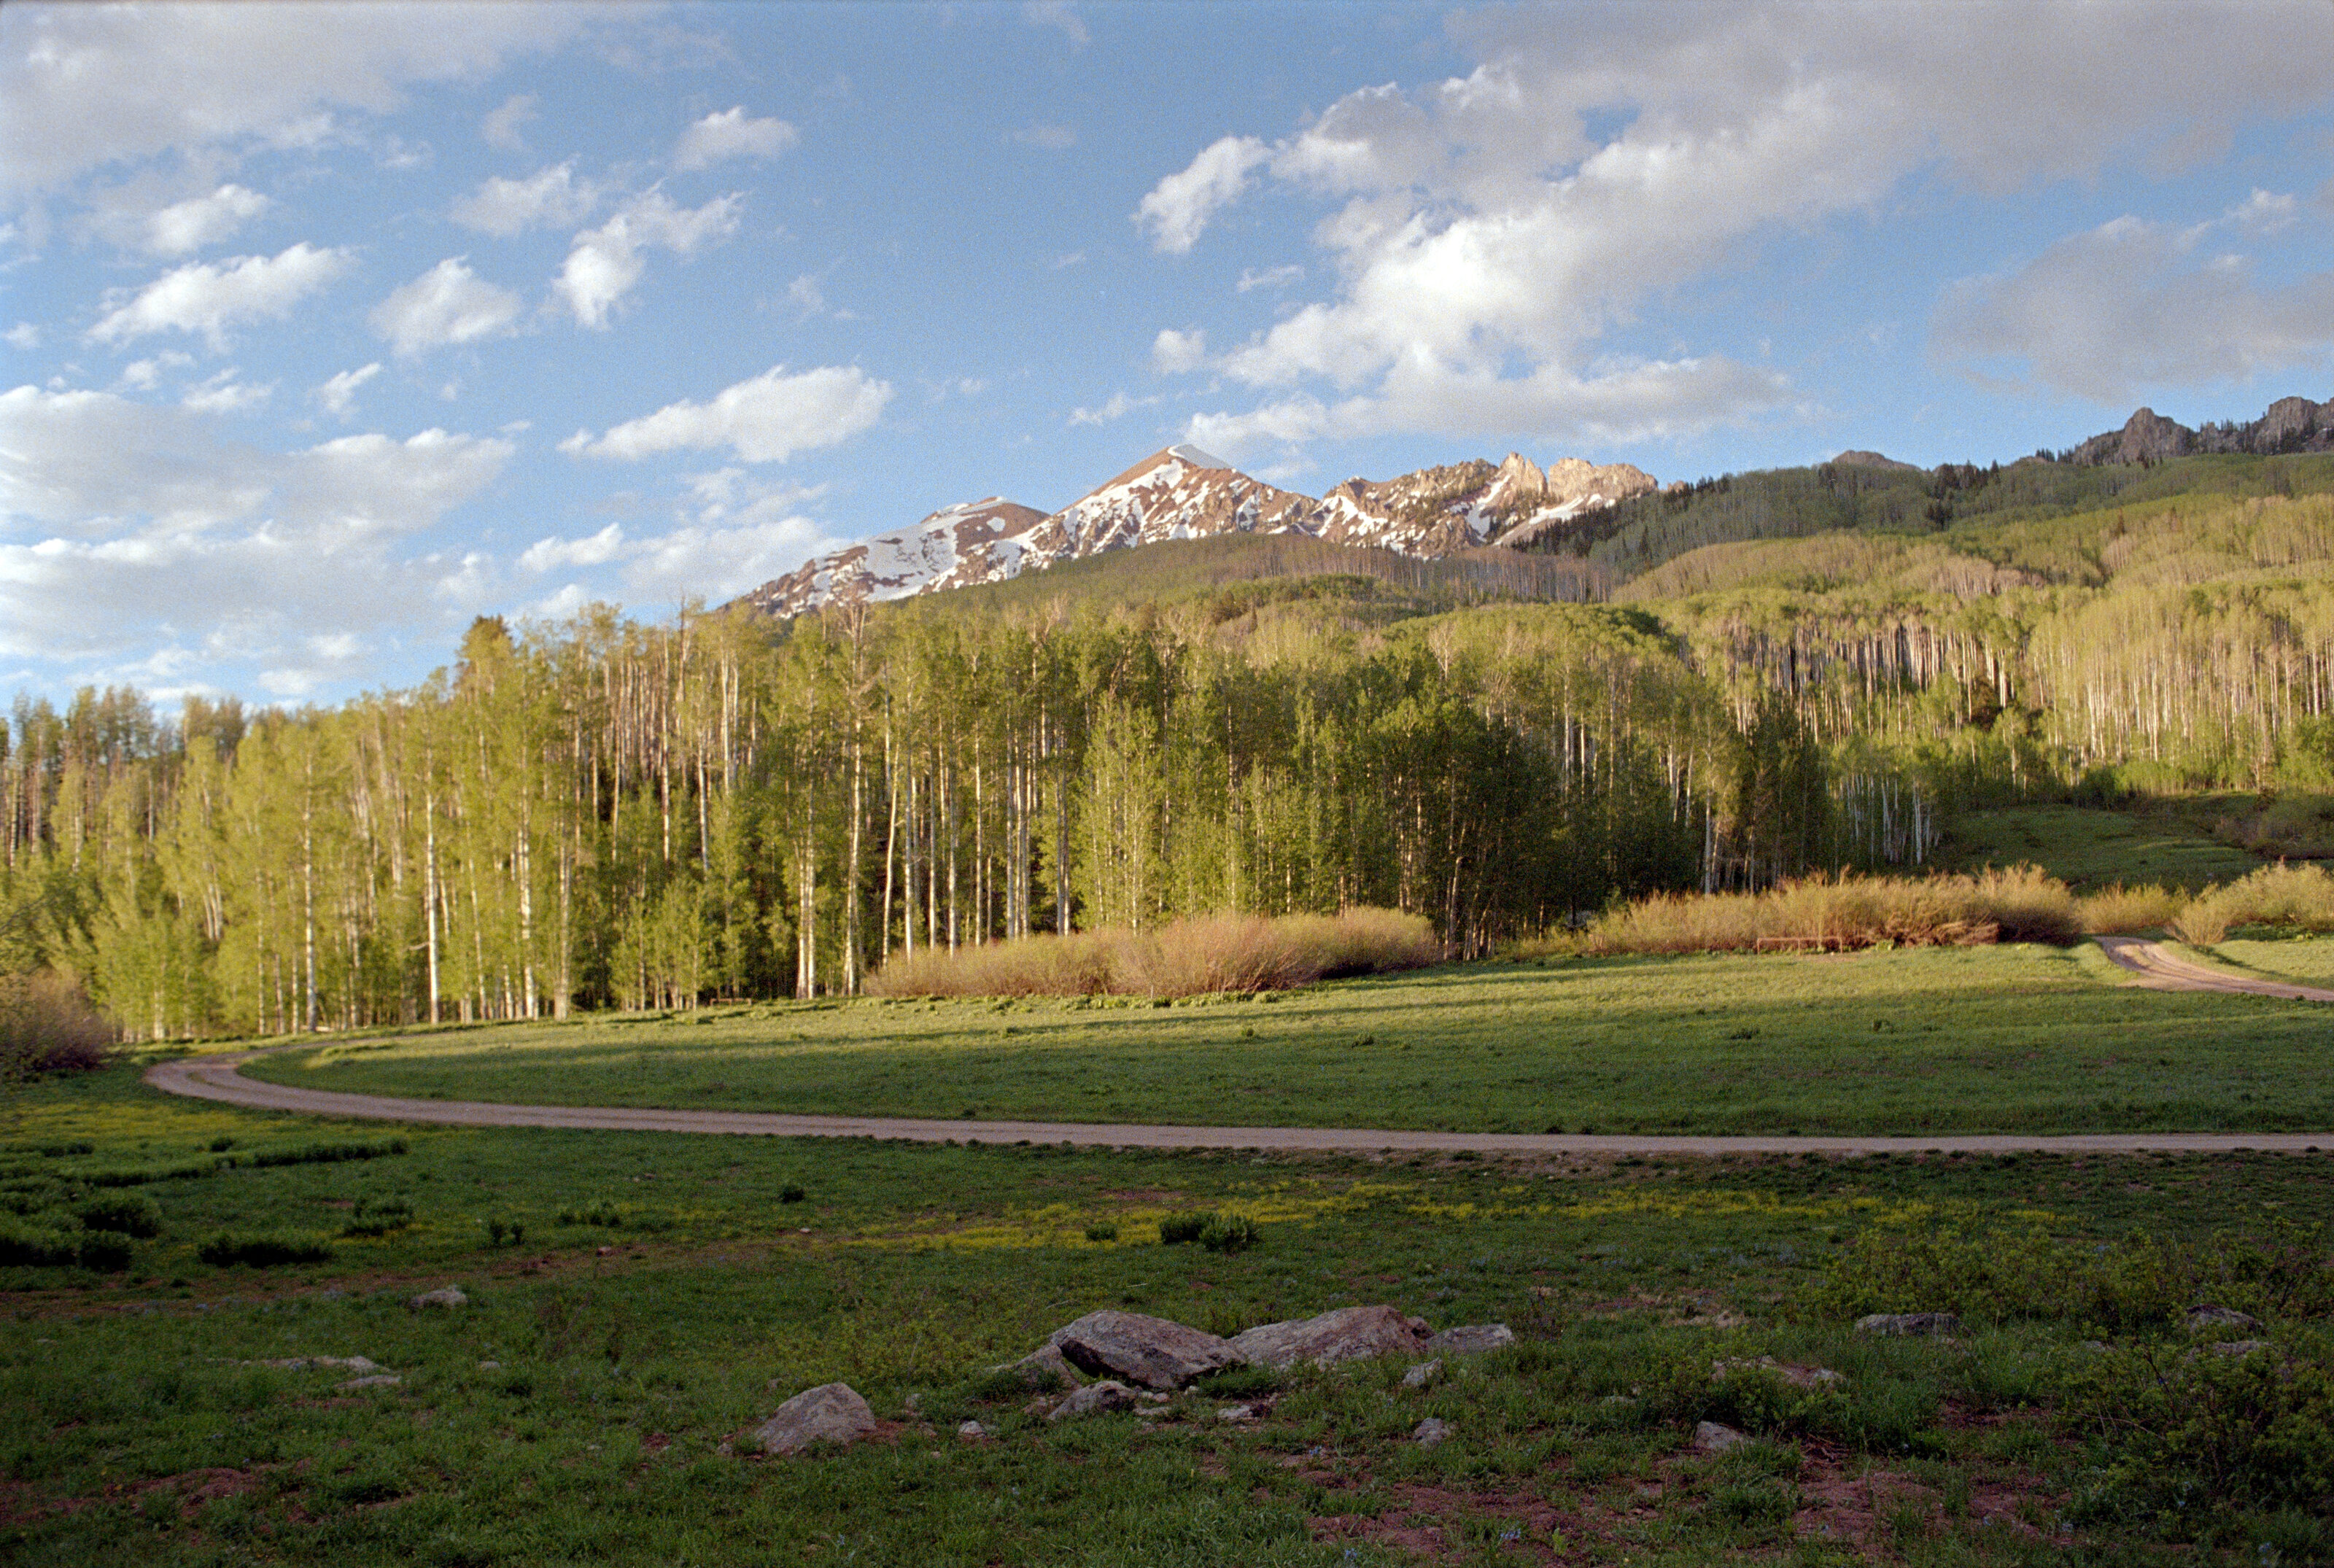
[0,971,113,1074]
[195,1231,335,1267]
[244,1136,408,1168]
[1198,1213,1263,1254]
[74,1192,162,1238]
[778,1183,806,1204]
[341,1196,411,1237]
[557,1200,625,1228]
[1157,1211,1214,1245]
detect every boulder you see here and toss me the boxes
[2187,1305,2263,1333]
[411,1286,468,1311]
[1047,1380,1137,1421]
[1694,1420,1748,1454]
[1412,1416,1451,1448]
[1426,1323,1515,1357]
[990,1341,1084,1391]
[754,1382,877,1455]
[1854,1312,1958,1338]
[956,1420,988,1440]
[1048,1310,1241,1389]
[1226,1305,1430,1370]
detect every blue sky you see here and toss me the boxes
[5,1,2334,707]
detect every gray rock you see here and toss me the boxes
[1402,1359,1442,1389]
[1227,1305,1430,1370]
[251,1355,384,1373]
[956,1419,988,1439]
[754,1381,877,1455]
[477,1360,503,1370]
[990,1341,1085,1391]
[1412,1416,1451,1448]
[1048,1310,1241,1390]
[1047,1379,1137,1421]
[1694,1420,1748,1454]
[1854,1312,1958,1338]
[1426,1323,1515,1357]
[1713,1357,1844,1390]
[411,1286,468,1311]
[340,1374,401,1389]
[2206,1339,2274,1358]
[1217,1404,1255,1421]
[2187,1305,2263,1333]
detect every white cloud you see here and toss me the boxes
[522,473,839,607]
[0,386,513,671]
[369,257,524,357]
[1023,2,1089,48]
[1236,264,1304,293]
[672,106,796,171]
[88,242,350,349]
[1932,216,2334,403]
[5,323,40,351]
[316,362,384,417]
[520,521,626,573]
[451,161,599,236]
[553,190,742,328]
[1151,327,1208,373]
[1134,135,1268,255]
[1,6,578,197]
[141,184,271,255]
[1134,3,2334,453]
[1070,391,1158,427]
[2225,189,2299,236]
[180,368,274,414]
[481,93,538,151]
[118,351,193,391]
[786,273,826,317]
[567,363,891,463]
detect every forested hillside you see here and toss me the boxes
[5,448,2333,1038]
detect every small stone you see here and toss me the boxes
[1047,1379,1138,1421]
[1424,1324,1515,1357]
[956,1419,988,1439]
[1694,1420,1748,1454]
[1412,1416,1452,1448]
[754,1382,877,1455]
[1854,1311,1958,1337]
[2187,1305,2263,1333]
[410,1285,468,1310]
[1217,1404,1255,1421]
[341,1374,401,1389]
[1402,1359,1442,1389]
[478,1360,502,1370]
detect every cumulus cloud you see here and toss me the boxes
[1,4,578,195]
[480,92,537,151]
[88,242,350,349]
[1236,264,1303,293]
[565,364,891,464]
[141,184,271,255]
[451,161,598,236]
[316,362,384,417]
[1070,391,1158,427]
[1932,216,2334,403]
[1134,135,1267,255]
[180,368,274,414]
[0,385,512,673]
[369,257,524,357]
[5,324,40,351]
[1134,2,2334,454]
[1151,327,1207,373]
[553,190,741,328]
[1023,2,1089,48]
[672,106,796,171]
[520,470,837,608]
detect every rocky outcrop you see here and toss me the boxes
[991,1341,1085,1391]
[1046,1380,1139,1421]
[1047,1309,1242,1389]
[1854,1311,1960,1337]
[2187,1305,2263,1333]
[2065,395,2334,466]
[1831,449,1923,473]
[754,1382,877,1454]
[1226,1305,1431,1370]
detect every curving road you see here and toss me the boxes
[2095,935,2334,1002]
[147,1037,2333,1159]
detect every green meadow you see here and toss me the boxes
[246,942,2334,1136]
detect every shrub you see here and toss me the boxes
[870,907,1438,999]
[1198,1213,1263,1254]
[245,1137,408,1168]
[2064,1344,2334,1526]
[1575,866,2080,955]
[197,1232,336,1267]
[341,1196,412,1237]
[2172,862,2334,944]
[74,1232,133,1272]
[2077,882,2186,934]
[75,1192,163,1238]
[778,1184,807,1204]
[1083,1222,1119,1243]
[0,971,114,1075]
[556,1200,624,1228]
[484,1216,525,1248]
[1158,1211,1214,1246]
[0,1220,80,1268]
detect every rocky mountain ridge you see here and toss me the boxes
[734,444,1661,619]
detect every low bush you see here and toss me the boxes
[0,971,114,1075]
[341,1196,412,1236]
[557,1200,624,1228]
[1157,1211,1214,1245]
[196,1231,335,1267]
[778,1184,806,1204]
[484,1216,525,1247]
[1198,1213,1263,1254]
[1570,866,2081,955]
[244,1136,408,1168]
[0,1220,80,1267]
[2215,793,2334,859]
[869,907,1438,998]
[1083,1222,1119,1243]
[2077,882,2187,933]
[75,1192,163,1238]
[2171,862,2334,944]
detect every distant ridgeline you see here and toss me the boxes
[4,396,2333,1033]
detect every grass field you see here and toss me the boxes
[5,1057,2334,1565]
[1930,804,2263,893]
[241,942,2334,1136]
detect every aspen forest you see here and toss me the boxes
[7,454,2334,1039]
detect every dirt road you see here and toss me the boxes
[145,1049,2333,1158]
[2095,935,2334,1002]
